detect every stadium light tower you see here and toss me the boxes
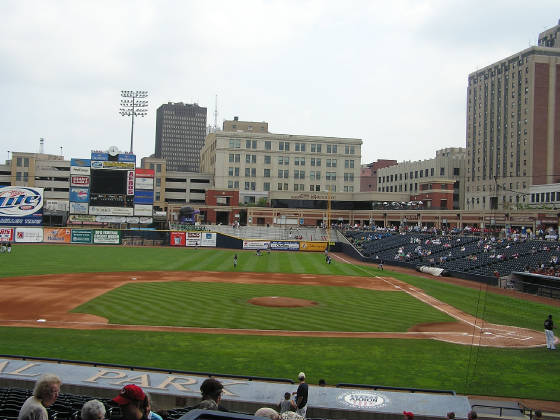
[120,90,148,153]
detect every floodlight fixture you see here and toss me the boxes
[119,90,149,153]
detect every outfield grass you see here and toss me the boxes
[72,282,454,331]
[0,327,558,401]
[1,244,559,401]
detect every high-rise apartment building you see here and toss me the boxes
[465,21,560,210]
[154,102,207,172]
[200,118,362,203]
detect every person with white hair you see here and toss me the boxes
[81,399,106,420]
[254,407,280,420]
[18,373,62,420]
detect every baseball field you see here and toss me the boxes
[0,244,558,403]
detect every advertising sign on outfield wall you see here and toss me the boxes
[201,232,217,247]
[69,187,90,203]
[70,158,91,167]
[170,231,186,246]
[134,190,154,205]
[243,240,270,250]
[89,207,134,216]
[270,241,300,251]
[15,227,43,243]
[185,231,202,247]
[71,230,93,243]
[299,241,327,252]
[0,228,13,242]
[134,204,152,216]
[43,228,71,243]
[134,177,154,190]
[93,230,121,244]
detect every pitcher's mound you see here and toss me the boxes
[248,296,318,307]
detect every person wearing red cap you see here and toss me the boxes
[112,384,149,420]
[403,411,414,420]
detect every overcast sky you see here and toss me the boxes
[1,1,559,166]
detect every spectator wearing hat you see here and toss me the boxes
[292,372,308,418]
[403,411,414,419]
[112,384,149,420]
[197,378,225,411]
[18,373,61,420]
[81,399,106,420]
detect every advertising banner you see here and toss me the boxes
[71,229,93,243]
[299,241,327,252]
[135,168,154,178]
[15,227,43,243]
[0,186,43,226]
[134,177,154,190]
[127,171,135,195]
[45,200,69,212]
[70,158,91,167]
[69,187,90,203]
[118,154,136,163]
[93,229,121,244]
[134,204,152,216]
[270,241,300,251]
[43,228,72,243]
[243,240,270,250]
[0,228,14,242]
[70,202,89,215]
[170,231,186,246]
[95,216,126,223]
[91,161,135,170]
[139,217,153,224]
[89,207,134,216]
[134,190,154,204]
[200,232,217,247]
[71,176,90,187]
[185,231,202,247]
[70,166,91,175]
[91,152,108,161]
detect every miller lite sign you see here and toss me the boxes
[0,186,44,226]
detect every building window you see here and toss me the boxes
[279,141,290,151]
[311,144,322,153]
[440,167,445,176]
[264,169,270,178]
[326,144,337,154]
[264,182,270,191]
[229,139,241,149]
[326,172,336,181]
[453,167,460,175]
[295,143,306,152]
[265,141,271,150]
[264,155,271,164]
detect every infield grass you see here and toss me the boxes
[1,244,559,401]
[72,282,454,331]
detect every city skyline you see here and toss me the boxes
[1,1,559,165]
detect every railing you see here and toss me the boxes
[336,382,455,395]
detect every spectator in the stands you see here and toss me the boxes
[255,407,280,419]
[145,392,162,420]
[18,373,62,420]
[279,392,296,414]
[533,409,543,419]
[446,412,455,419]
[467,410,478,419]
[197,378,225,411]
[292,372,308,418]
[403,411,414,419]
[81,399,106,420]
[112,384,149,420]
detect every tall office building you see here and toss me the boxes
[154,102,207,172]
[465,21,560,210]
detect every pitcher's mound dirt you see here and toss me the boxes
[248,296,317,307]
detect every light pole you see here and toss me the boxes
[120,90,148,154]
[323,187,332,249]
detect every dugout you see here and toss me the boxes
[507,272,560,299]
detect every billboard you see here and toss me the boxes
[71,229,93,243]
[0,186,43,226]
[15,227,43,243]
[70,166,91,175]
[69,187,90,203]
[243,240,270,250]
[201,232,217,247]
[299,241,328,252]
[134,204,152,216]
[185,231,202,247]
[118,154,136,163]
[91,161,135,170]
[44,228,71,243]
[170,231,186,246]
[70,202,89,215]
[270,241,300,251]
[134,177,154,190]
[93,229,121,244]
[0,228,14,242]
[135,168,154,178]
[89,206,134,216]
[71,176,90,187]
[91,152,108,161]
[134,190,154,205]
[70,158,91,167]
[127,171,135,195]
